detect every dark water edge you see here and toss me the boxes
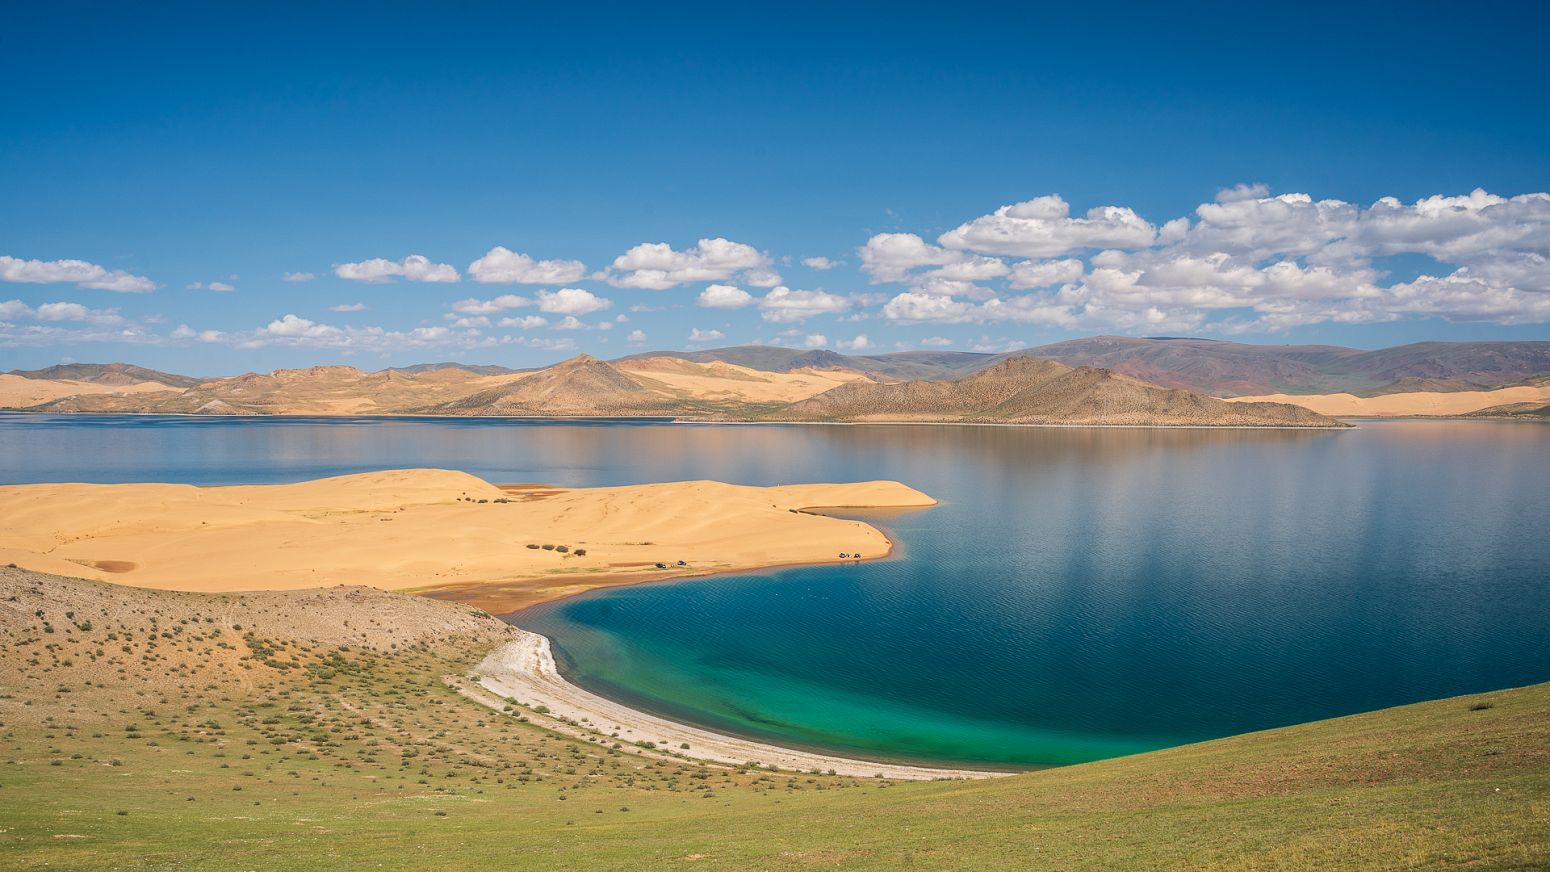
[2,414,1547,767]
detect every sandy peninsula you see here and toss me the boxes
[0,468,934,602]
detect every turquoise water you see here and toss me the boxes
[3,414,1548,767]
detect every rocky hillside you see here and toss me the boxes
[766,356,1344,427]
[6,362,200,388]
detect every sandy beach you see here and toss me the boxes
[459,630,1004,780]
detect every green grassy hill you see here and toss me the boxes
[1,567,1544,870]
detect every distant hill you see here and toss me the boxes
[385,361,523,376]
[993,337,1550,396]
[764,356,1342,427]
[6,362,199,388]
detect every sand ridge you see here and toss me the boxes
[1226,383,1550,417]
[0,468,935,596]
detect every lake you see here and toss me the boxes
[3,413,1547,768]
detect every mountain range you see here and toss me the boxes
[6,336,1549,424]
[0,350,1339,427]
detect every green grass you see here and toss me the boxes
[2,572,1546,870]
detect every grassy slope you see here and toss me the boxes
[1,569,1545,870]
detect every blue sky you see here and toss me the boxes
[3,1,1548,373]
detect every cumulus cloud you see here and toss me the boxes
[334,255,459,283]
[282,271,315,282]
[803,334,827,348]
[758,286,851,322]
[801,256,840,270]
[858,233,972,283]
[1008,258,1084,289]
[466,246,587,284]
[0,299,123,325]
[536,288,611,316]
[627,329,646,343]
[868,186,1550,331]
[0,255,155,293]
[606,238,779,289]
[921,336,954,346]
[881,292,977,324]
[170,325,226,342]
[329,303,367,312]
[697,283,755,308]
[939,195,1157,258]
[451,294,532,315]
[498,315,547,329]
[837,334,871,350]
[689,327,725,342]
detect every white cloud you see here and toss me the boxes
[334,254,459,283]
[0,299,123,325]
[801,256,840,270]
[697,283,755,308]
[1008,258,1084,289]
[906,277,996,300]
[498,315,547,329]
[867,186,1550,330]
[881,292,978,324]
[758,286,851,322]
[170,325,226,342]
[921,336,954,346]
[282,271,316,283]
[329,303,367,312]
[689,327,725,342]
[554,316,588,330]
[803,334,827,348]
[939,195,1157,258]
[627,329,646,343]
[206,281,235,292]
[264,314,341,338]
[606,238,779,289]
[536,287,611,316]
[0,255,155,293]
[467,246,587,284]
[451,294,532,314]
[837,334,872,350]
[858,233,969,283]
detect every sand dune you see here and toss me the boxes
[1226,383,1550,417]
[0,469,934,600]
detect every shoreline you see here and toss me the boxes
[416,503,918,614]
[0,409,1351,428]
[459,630,1009,781]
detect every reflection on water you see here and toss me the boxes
[4,414,1548,766]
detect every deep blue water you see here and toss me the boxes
[3,414,1547,767]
